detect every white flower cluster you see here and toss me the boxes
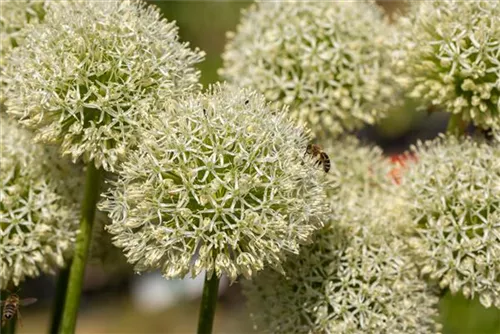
[100,83,329,282]
[0,0,45,64]
[494,129,500,143]
[244,140,440,333]
[403,136,500,309]
[0,0,46,102]
[0,116,82,289]
[220,0,397,140]
[4,0,205,171]
[322,137,394,220]
[393,1,500,130]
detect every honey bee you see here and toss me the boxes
[305,144,330,173]
[1,292,37,327]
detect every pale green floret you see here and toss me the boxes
[494,129,500,143]
[321,136,395,217]
[0,115,82,289]
[0,0,45,65]
[0,0,46,102]
[393,1,500,130]
[244,141,440,333]
[220,0,397,140]
[404,136,500,308]
[4,0,205,171]
[99,83,329,282]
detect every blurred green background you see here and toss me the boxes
[150,1,252,87]
[13,1,500,333]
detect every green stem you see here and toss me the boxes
[196,273,220,334]
[49,261,72,334]
[446,114,467,136]
[59,163,102,334]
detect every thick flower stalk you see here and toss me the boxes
[403,136,500,309]
[244,138,440,333]
[100,83,329,282]
[393,1,500,131]
[4,0,205,171]
[220,0,397,139]
[0,116,81,289]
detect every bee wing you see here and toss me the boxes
[19,298,37,306]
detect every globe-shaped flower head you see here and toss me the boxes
[100,83,329,282]
[4,0,205,171]
[0,116,82,289]
[393,1,500,130]
[220,0,397,139]
[244,140,440,333]
[404,136,500,308]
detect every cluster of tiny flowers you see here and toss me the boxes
[0,0,45,56]
[403,135,500,308]
[321,136,395,220]
[4,0,205,171]
[393,1,500,130]
[0,116,82,289]
[220,0,398,140]
[100,83,329,282]
[0,0,46,102]
[244,140,440,333]
[494,129,500,143]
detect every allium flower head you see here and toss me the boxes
[0,0,45,64]
[4,0,205,171]
[0,115,81,289]
[100,83,329,282]
[0,0,46,101]
[404,135,500,308]
[393,1,500,130]
[220,0,397,139]
[244,142,440,333]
